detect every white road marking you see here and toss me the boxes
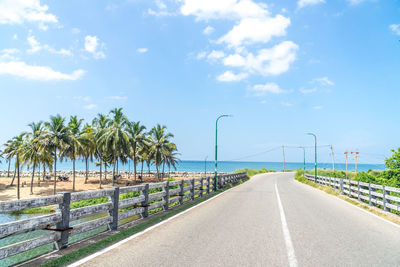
[68,183,243,267]
[275,182,298,267]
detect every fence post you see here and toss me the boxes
[348,182,352,197]
[382,185,388,211]
[340,179,343,194]
[141,184,149,218]
[179,180,184,205]
[190,179,195,200]
[357,181,361,201]
[200,178,204,197]
[207,177,210,194]
[109,187,119,231]
[368,183,372,206]
[163,181,169,211]
[55,192,70,249]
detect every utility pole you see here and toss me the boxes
[352,152,359,175]
[330,145,335,172]
[344,151,349,179]
[282,145,285,172]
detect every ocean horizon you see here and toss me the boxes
[0,160,385,173]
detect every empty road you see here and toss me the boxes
[75,172,400,266]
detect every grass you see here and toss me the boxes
[40,178,248,267]
[294,169,400,226]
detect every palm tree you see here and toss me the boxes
[149,124,174,181]
[93,113,110,187]
[125,121,146,181]
[4,134,25,199]
[65,116,83,191]
[98,108,130,185]
[80,123,95,184]
[23,122,44,194]
[41,115,70,194]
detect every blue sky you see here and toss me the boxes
[0,0,399,165]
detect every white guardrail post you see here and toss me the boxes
[55,192,71,249]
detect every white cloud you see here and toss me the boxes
[155,0,167,10]
[0,48,20,61]
[281,101,292,107]
[203,26,215,35]
[0,61,85,81]
[74,96,91,102]
[13,34,18,40]
[208,50,225,60]
[313,105,323,110]
[297,0,325,9]
[137,48,148,53]
[196,51,207,60]
[108,96,128,101]
[218,16,290,47]
[223,41,298,76]
[347,0,366,5]
[84,35,105,59]
[0,0,58,28]
[313,76,334,86]
[84,104,97,110]
[216,71,248,82]
[249,82,287,96]
[299,87,317,94]
[180,0,269,21]
[27,35,72,56]
[390,24,400,36]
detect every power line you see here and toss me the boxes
[227,146,281,161]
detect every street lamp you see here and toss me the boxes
[298,146,306,170]
[307,133,317,183]
[215,114,232,191]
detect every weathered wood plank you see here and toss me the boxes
[148,191,166,202]
[0,232,60,260]
[386,202,400,211]
[359,181,369,187]
[119,196,145,209]
[118,207,144,221]
[371,191,383,198]
[70,216,112,236]
[119,185,146,194]
[148,201,166,211]
[0,195,63,213]
[149,182,166,190]
[168,188,180,195]
[359,188,369,194]
[0,213,62,238]
[385,186,400,194]
[370,184,383,189]
[70,188,114,202]
[70,203,113,220]
[168,181,180,186]
[385,194,400,203]
[168,196,180,204]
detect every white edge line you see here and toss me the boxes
[68,183,243,267]
[295,179,400,230]
[275,182,298,267]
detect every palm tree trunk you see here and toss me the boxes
[54,148,57,195]
[99,161,102,189]
[84,157,89,184]
[72,159,76,192]
[140,161,144,182]
[7,159,10,177]
[17,153,20,200]
[112,156,116,186]
[10,159,16,185]
[133,149,137,181]
[30,163,36,195]
[116,159,119,175]
[104,163,107,181]
[38,163,41,186]
[162,162,165,181]
[43,164,46,181]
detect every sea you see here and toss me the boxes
[0,160,385,173]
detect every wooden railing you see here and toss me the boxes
[0,172,247,262]
[304,173,400,213]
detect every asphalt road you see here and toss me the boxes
[76,172,400,267]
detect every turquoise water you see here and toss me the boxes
[0,160,385,173]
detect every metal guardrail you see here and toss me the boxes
[304,173,400,213]
[0,172,247,262]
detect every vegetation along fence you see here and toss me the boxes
[0,172,247,264]
[304,173,400,213]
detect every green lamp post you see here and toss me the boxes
[307,133,317,183]
[298,146,306,170]
[214,114,232,191]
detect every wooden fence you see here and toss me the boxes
[304,173,400,213]
[0,172,247,263]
